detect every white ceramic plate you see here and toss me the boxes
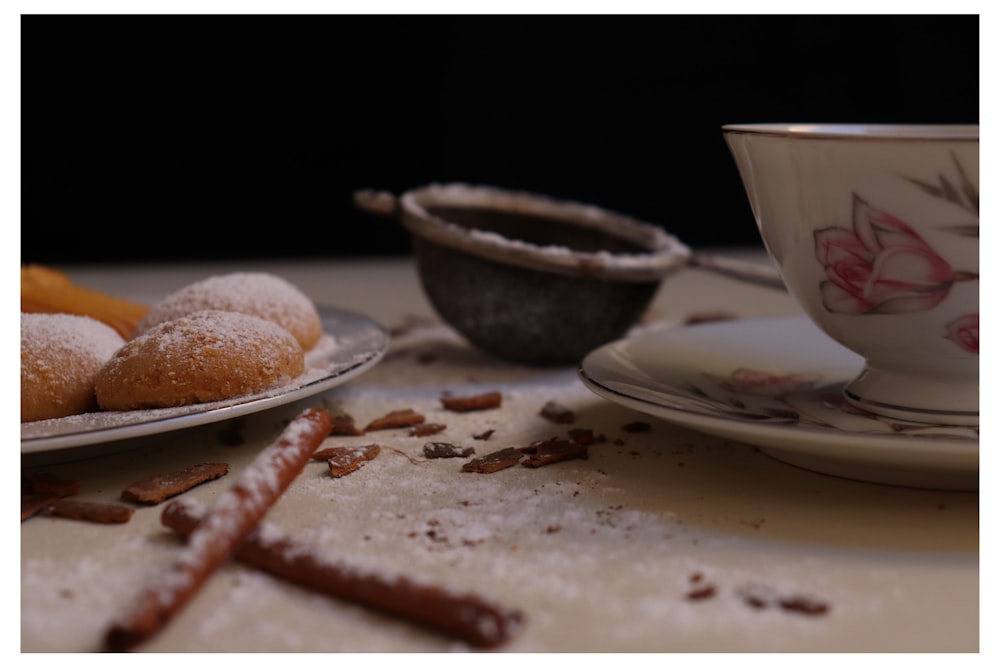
[579,316,978,491]
[21,307,389,457]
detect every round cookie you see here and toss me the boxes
[96,309,305,410]
[21,313,125,422]
[132,272,323,351]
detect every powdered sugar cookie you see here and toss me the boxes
[21,313,125,422]
[97,309,304,410]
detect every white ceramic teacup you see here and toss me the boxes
[723,123,979,426]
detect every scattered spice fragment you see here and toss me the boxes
[365,409,425,431]
[737,585,830,616]
[410,423,447,437]
[740,517,767,530]
[330,414,365,436]
[473,429,495,441]
[441,391,502,412]
[519,438,588,468]
[48,499,134,524]
[568,428,603,445]
[22,472,82,521]
[684,311,738,326]
[539,400,575,424]
[738,584,777,609]
[22,494,59,522]
[27,472,80,498]
[461,447,523,473]
[317,444,382,478]
[779,594,830,616]
[423,442,475,459]
[622,421,651,433]
[685,582,717,601]
[121,462,230,505]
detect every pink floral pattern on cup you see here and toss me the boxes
[945,313,979,354]
[814,196,955,314]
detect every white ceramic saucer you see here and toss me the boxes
[579,316,978,491]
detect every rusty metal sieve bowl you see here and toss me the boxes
[355,182,777,366]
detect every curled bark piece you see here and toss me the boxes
[21,473,81,522]
[21,494,59,522]
[410,423,446,437]
[364,408,425,431]
[27,472,81,497]
[329,414,365,435]
[519,438,588,468]
[461,447,523,473]
[315,444,381,478]
[48,499,134,524]
[120,462,229,505]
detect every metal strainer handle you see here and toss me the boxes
[688,252,785,290]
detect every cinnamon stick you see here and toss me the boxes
[103,407,332,652]
[161,498,523,648]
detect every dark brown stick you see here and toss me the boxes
[161,498,523,648]
[103,407,332,652]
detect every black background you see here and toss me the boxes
[21,14,979,264]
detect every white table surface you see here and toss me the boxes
[19,252,979,653]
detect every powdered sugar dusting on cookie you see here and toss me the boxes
[21,313,126,422]
[96,310,305,411]
[21,313,125,360]
[133,272,323,350]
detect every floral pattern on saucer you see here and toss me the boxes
[580,315,978,490]
[670,367,979,441]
